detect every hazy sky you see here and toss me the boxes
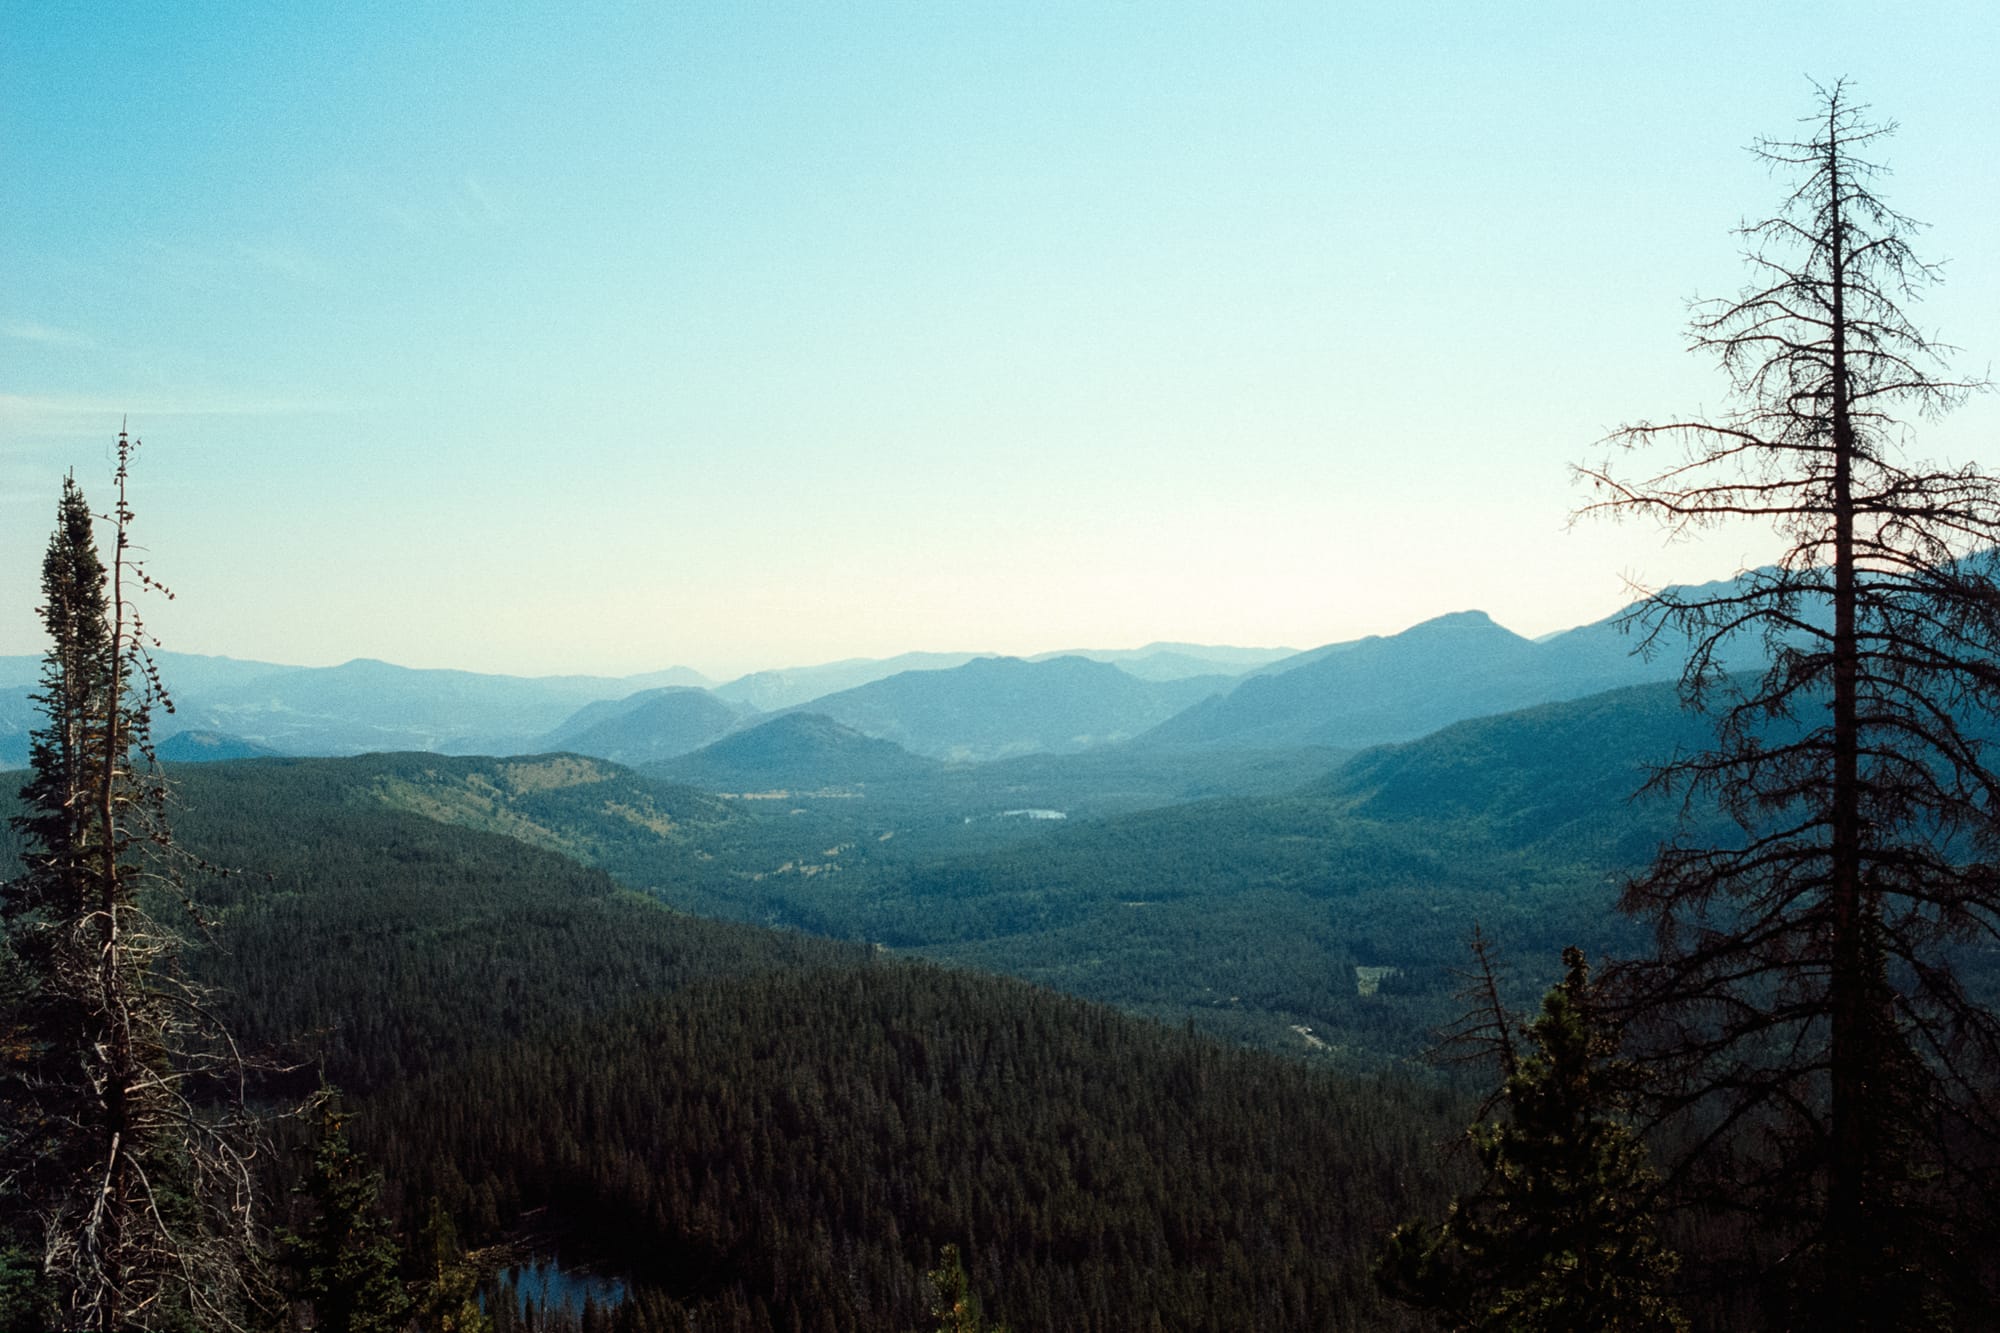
[6,3,1999,680]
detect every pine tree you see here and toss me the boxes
[1378,948,1686,1332]
[0,435,264,1329]
[3,478,114,1208]
[0,475,108,1328]
[278,1097,411,1333]
[411,1196,492,1333]
[924,1244,1008,1333]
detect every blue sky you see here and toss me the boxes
[6,3,1999,678]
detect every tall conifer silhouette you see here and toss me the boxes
[1578,82,2000,1323]
[1,432,264,1330]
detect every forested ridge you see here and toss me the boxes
[446,739,1656,1059]
[4,755,1469,1329]
[369,967,1455,1330]
[188,745,1653,1065]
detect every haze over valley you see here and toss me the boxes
[0,585,1710,772]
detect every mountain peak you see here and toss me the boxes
[1403,609,1502,634]
[655,710,937,788]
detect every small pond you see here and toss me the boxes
[482,1254,627,1323]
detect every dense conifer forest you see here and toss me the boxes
[189,748,1655,1064]
[6,756,1470,1329]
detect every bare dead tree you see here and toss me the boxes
[1432,926,1521,1092]
[1,432,269,1330]
[1576,81,2000,1327]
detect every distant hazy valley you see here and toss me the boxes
[0,588,1724,773]
[0,583,1768,1063]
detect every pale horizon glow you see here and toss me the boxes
[6,5,1999,681]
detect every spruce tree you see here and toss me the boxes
[0,435,264,1329]
[924,1244,1008,1333]
[0,474,109,1327]
[1378,948,1686,1332]
[279,1098,411,1333]
[411,1196,492,1333]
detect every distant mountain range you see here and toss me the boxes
[0,652,714,766]
[11,653,1280,771]
[1139,609,1628,749]
[708,642,1291,711]
[0,583,1772,770]
[0,640,1308,768]
[1026,642,1299,681]
[712,652,982,713]
[1139,583,1767,752]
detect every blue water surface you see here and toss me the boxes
[484,1255,627,1321]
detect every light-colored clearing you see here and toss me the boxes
[1355,965,1401,996]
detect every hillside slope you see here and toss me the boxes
[796,654,1229,760]
[539,686,751,765]
[1145,608,1674,750]
[0,756,1459,1331]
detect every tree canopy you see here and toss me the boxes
[1379,946,1686,1331]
